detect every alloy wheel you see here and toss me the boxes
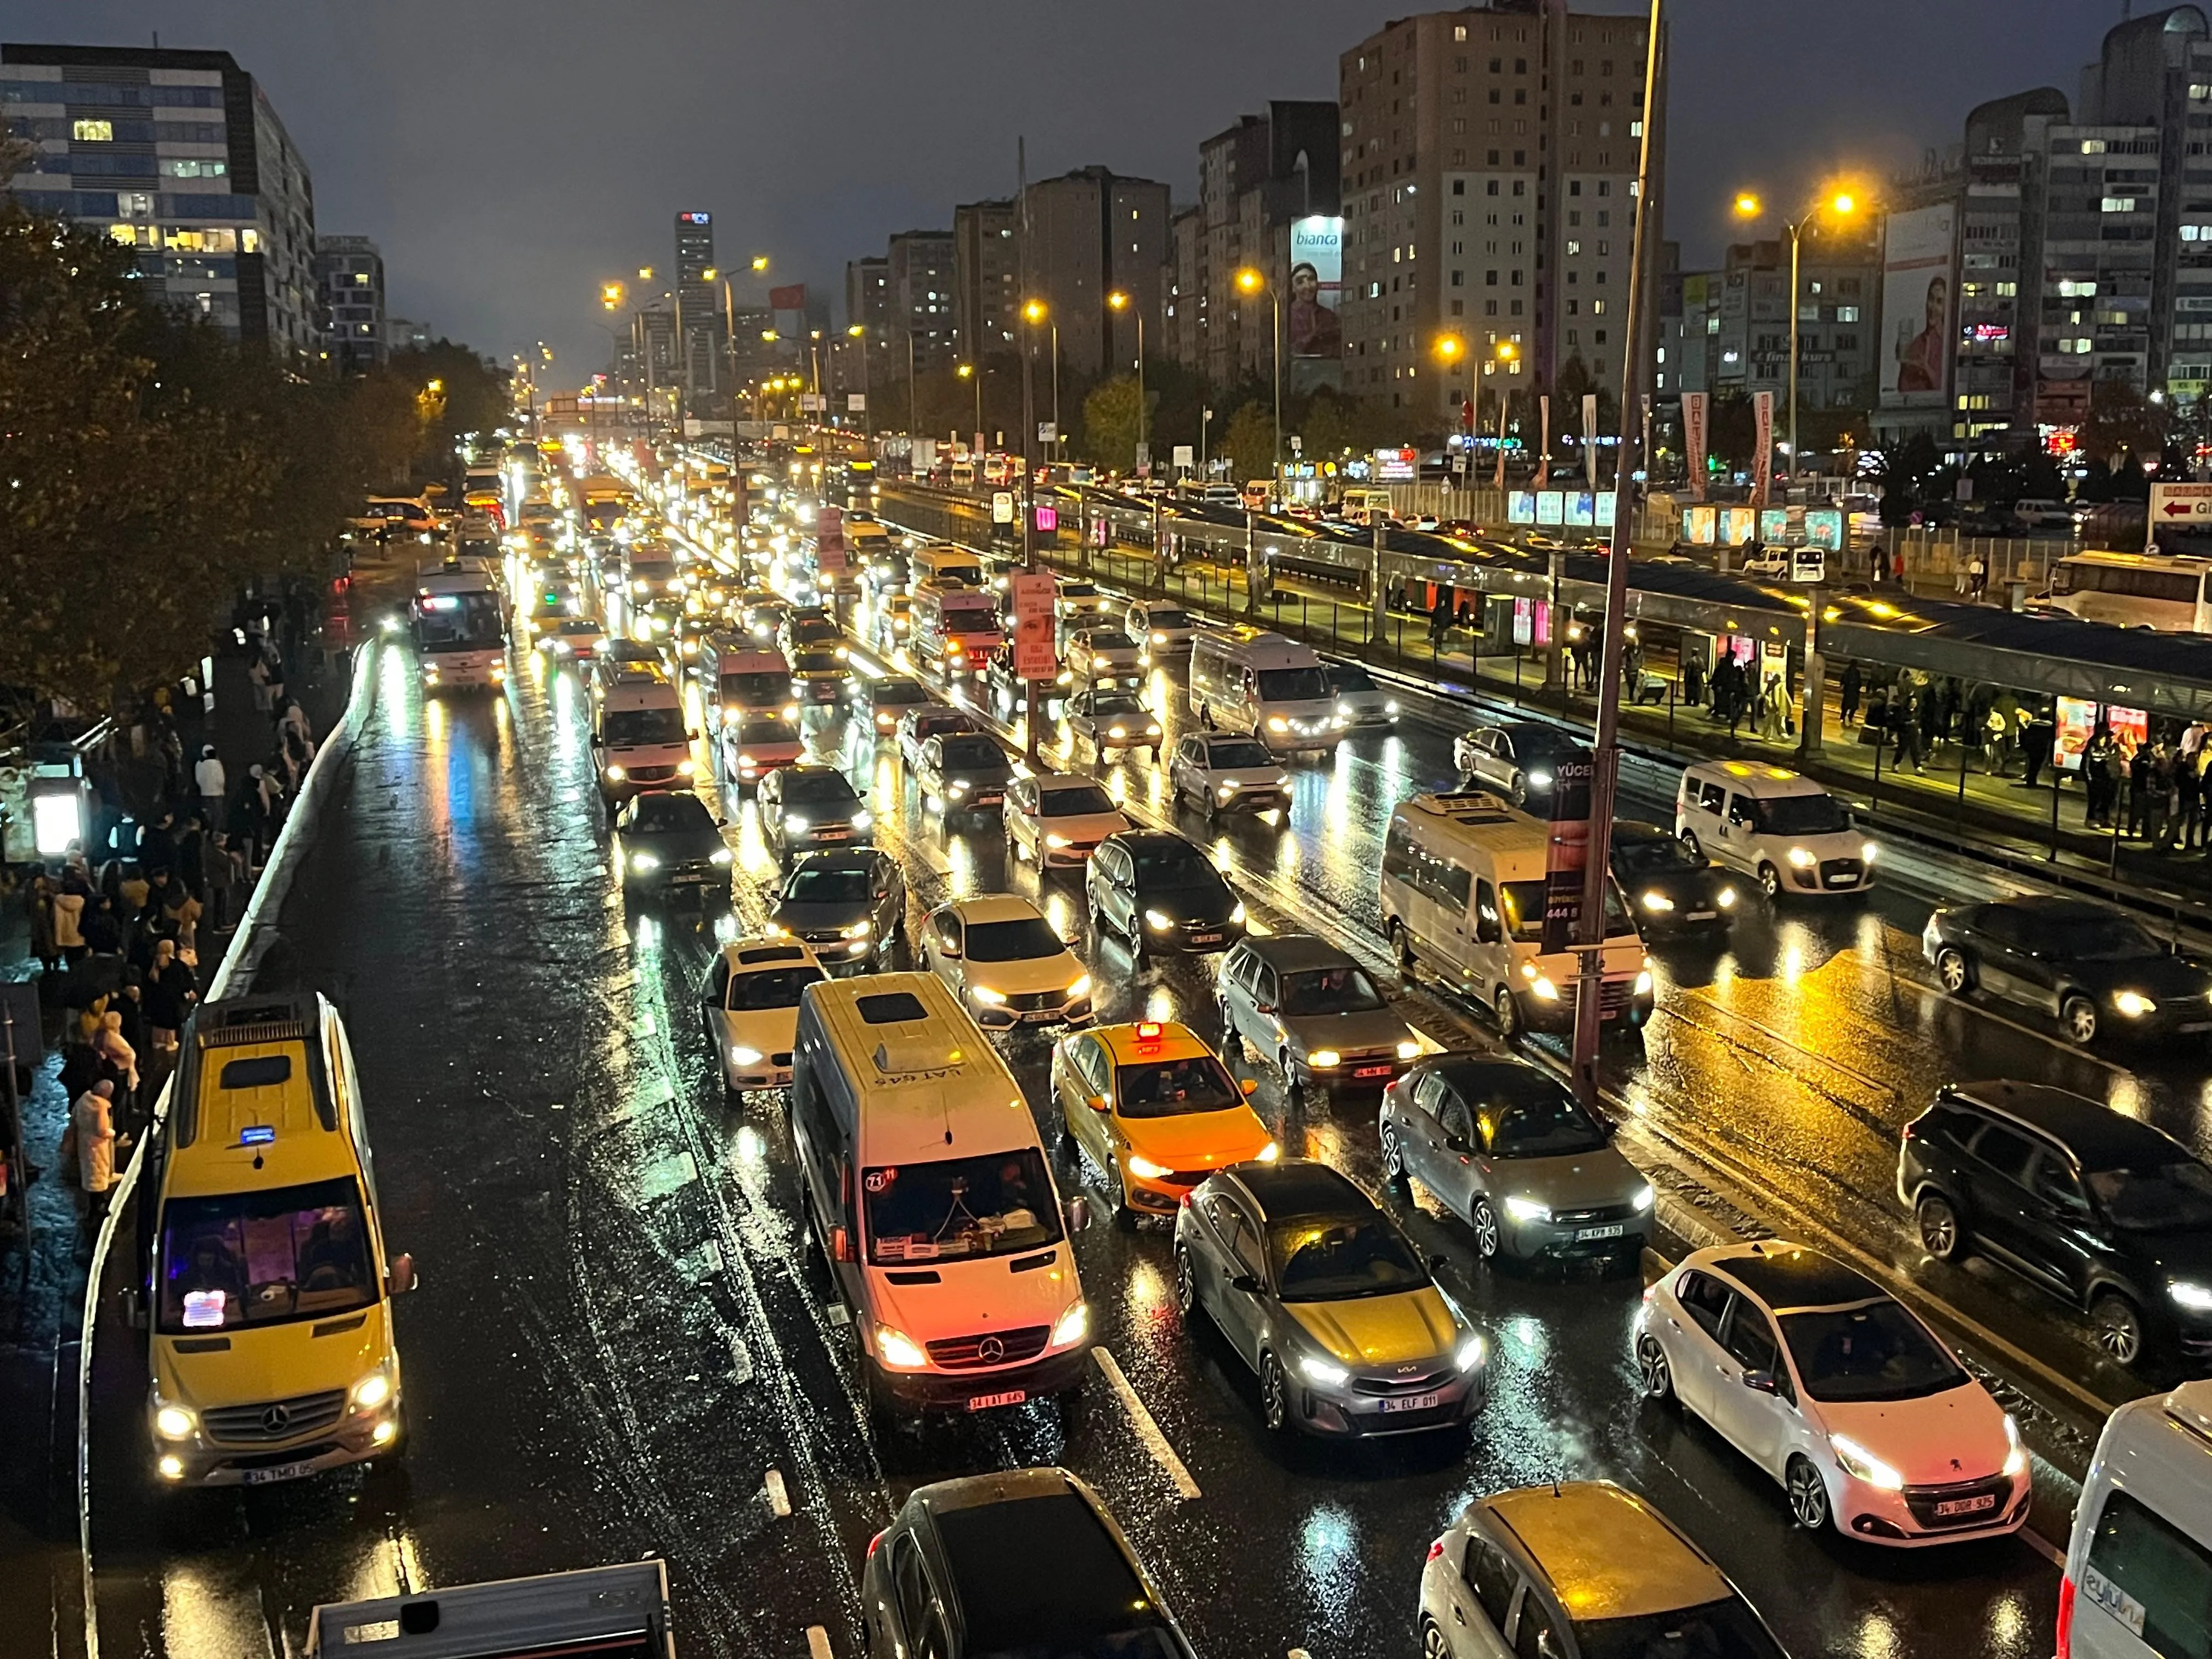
[1916,1196,1961,1261]
[1936,949,1972,995]
[1471,1199,1501,1260]
[1636,1335,1673,1401]
[2063,996,2100,1046]
[1786,1458,1831,1531]
[1261,1354,1290,1434]
[2093,1293,2145,1365]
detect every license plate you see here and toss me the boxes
[1378,1391,1443,1413]
[967,1389,1027,1412]
[1934,1494,1997,1517]
[1575,1224,1626,1241]
[1825,873,1858,887]
[240,1459,319,1486]
[1188,932,1222,946]
[1022,1009,1060,1024]
[1353,1064,1394,1079]
[2181,1021,2212,1034]
[814,829,851,840]
[1687,910,1717,922]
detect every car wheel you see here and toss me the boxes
[1786,1456,1832,1531]
[1471,1198,1501,1260]
[1493,988,1521,1040]
[1260,1352,1293,1435]
[1110,1163,1138,1232]
[2092,1290,2146,1365]
[1174,1245,1201,1319]
[1757,862,1782,901]
[1916,1194,1966,1261]
[1636,1335,1674,1401]
[1679,828,1702,859]
[1392,921,1418,979]
[2062,994,2100,1046]
[1420,1618,1452,1659]
[1936,947,1974,995]
[1508,774,1528,808]
[1381,1124,1408,1187]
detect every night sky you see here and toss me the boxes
[8,2,2135,384]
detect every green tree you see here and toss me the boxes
[1080,374,1152,472]
[2079,380,2168,473]
[1222,402,1278,485]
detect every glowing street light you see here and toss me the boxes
[1107,291,1147,462]
[1733,182,1867,481]
[1234,268,1282,513]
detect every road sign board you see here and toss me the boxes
[1038,421,1058,444]
[2151,482,2212,522]
[991,491,1015,524]
[1011,571,1058,680]
[1172,445,1194,470]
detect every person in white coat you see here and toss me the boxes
[194,744,226,831]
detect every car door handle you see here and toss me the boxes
[1667,1317,1681,1331]
[1452,1608,1465,1626]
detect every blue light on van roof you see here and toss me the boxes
[241,1125,276,1146]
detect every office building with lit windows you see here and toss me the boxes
[2,42,319,367]
[316,234,385,374]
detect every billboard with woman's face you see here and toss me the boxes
[1881,204,1955,409]
[1288,216,1344,359]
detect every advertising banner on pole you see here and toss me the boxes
[1536,396,1551,489]
[1682,391,1709,501]
[1879,204,1956,410]
[1540,754,1595,955]
[1011,571,1059,681]
[1287,216,1345,359]
[1582,393,1600,488]
[1751,391,1774,507]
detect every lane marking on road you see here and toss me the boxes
[2022,1528,2066,1568]
[730,1335,755,1385]
[765,1469,793,1517]
[1092,1346,1201,1500]
[806,1626,836,1659]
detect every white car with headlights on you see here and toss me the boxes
[1003,773,1131,868]
[921,894,1093,1032]
[1635,1240,2030,1546]
[699,939,826,1097]
[1166,731,1292,819]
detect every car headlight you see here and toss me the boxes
[1632,1183,1656,1212]
[1526,770,1553,789]
[1456,1336,1486,1373]
[1109,725,1128,739]
[2003,1414,2029,1479]
[970,985,1008,1005]
[1830,1434,1904,1491]
[1126,1154,1170,1180]
[1862,842,1880,864]
[708,848,733,866]
[1051,1301,1090,1347]
[1717,885,1737,908]
[1144,908,1174,932]
[782,703,800,719]
[1045,832,1071,848]
[1152,630,1167,643]
[154,1403,196,1441]
[1217,785,1237,802]
[2171,1280,2212,1311]
[604,764,626,781]
[1503,1195,1551,1223]
[1298,1355,1350,1387]
[629,852,661,872]
[1257,1140,1282,1161]
[1641,890,1675,912]
[841,919,873,939]
[852,810,872,830]
[783,814,810,833]
[876,1324,929,1370]
[1228,902,1247,925]
[1787,846,1818,869]
[351,1372,392,1411]
[1526,973,1559,1000]
[1308,1048,1341,1069]
[1385,700,1401,715]
[1267,716,1289,732]
[1066,974,1091,998]
[728,1046,764,1066]
[1634,969,1655,996]
[1396,1039,1421,1061]
[2115,990,2156,1018]
[676,760,696,777]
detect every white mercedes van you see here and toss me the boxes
[2061,1379,2212,1659]
[1188,628,1343,755]
[788,973,1094,1425]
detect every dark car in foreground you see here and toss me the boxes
[1611,819,1739,935]
[1085,830,1245,957]
[1921,894,2212,1046]
[767,848,905,972]
[758,764,872,862]
[1900,1079,2212,1367]
[613,791,732,900]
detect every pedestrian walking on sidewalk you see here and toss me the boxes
[144,939,195,1051]
[2022,710,2055,789]
[2085,729,2115,826]
[194,744,225,831]
[1893,693,1924,773]
[1839,662,1861,728]
[70,1079,119,1243]
[1968,553,1989,601]
[1682,653,1705,709]
[1428,592,1452,654]
[2129,742,2153,838]
[1870,543,1891,584]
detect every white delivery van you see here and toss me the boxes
[1381,791,1654,1040]
[708,645,795,729]
[788,973,1094,1424]
[911,585,1003,681]
[1188,628,1344,755]
[2060,1379,2212,1659]
[913,543,985,591]
[590,665,696,802]
[1674,760,1876,901]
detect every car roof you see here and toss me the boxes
[1969,894,2130,926]
[944,893,1046,926]
[1233,1157,1373,1222]
[1691,759,1824,797]
[915,1472,1156,1650]
[1700,1242,1882,1312]
[1944,1080,2192,1170]
[788,848,884,875]
[1414,1054,1570,1103]
[1484,1483,1730,1621]
[1239,933,1358,973]
[1610,819,1672,845]
[719,938,820,974]
[1092,1020,1211,1065]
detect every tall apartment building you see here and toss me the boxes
[1022,166,1172,380]
[1336,4,1656,429]
[315,233,385,374]
[845,256,889,332]
[1709,224,1880,416]
[2,42,319,366]
[1196,102,1344,390]
[954,198,1020,363]
[887,229,958,372]
[1167,204,1206,371]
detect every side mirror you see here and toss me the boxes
[1240,1077,1260,1097]
[1255,1002,1276,1016]
[1086,1093,1110,1114]
[1742,1369,1778,1395]
[1065,1194,1096,1232]
[387,1252,418,1296]
[1229,1271,1262,1295]
[831,1226,854,1263]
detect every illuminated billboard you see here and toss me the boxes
[1288,216,1344,359]
[1880,204,1955,410]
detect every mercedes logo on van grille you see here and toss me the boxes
[977,1337,1006,1364]
[262,1404,292,1434]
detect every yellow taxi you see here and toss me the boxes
[1050,1020,1276,1228]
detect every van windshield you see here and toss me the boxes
[863,1148,1062,1263]
[721,671,786,705]
[158,1176,376,1334]
[604,707,685,746]
[1255,667,1330,701]
[1755,794,1852,837]
[1499,880,1637,941]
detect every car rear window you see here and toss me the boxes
[935,1494,1173,1656]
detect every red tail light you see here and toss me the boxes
[2056,1576,2075,1659]
[1180,1190,1195,1209]
[868,1530,885,1559]
[1427,1540,1446,1560]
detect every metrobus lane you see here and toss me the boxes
[84,647,878,1659]
[730,681,2063,1659]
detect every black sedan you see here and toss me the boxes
[915,732,1013,821]
[766,848,905,972]
[1611,820,1739,935]
[613,791,733,900]
[849,673,933,737]
[1086,830,1245,957]
[1922,894,2212,1046]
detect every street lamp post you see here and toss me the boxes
[958,363,980,450]
[1019,298,1048,763]
[1487,340,1520,494]
[846,325,872,439]
[1108,290,1146,471]
[906,329,918,442]
[1734,186,1861,488]
[1237,267,1282,503]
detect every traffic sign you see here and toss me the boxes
[2151,482,2212,523]
[991,492,1015,524]
[1010,571,1058,681]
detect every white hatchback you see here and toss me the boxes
[1634,1240,2029,1547]
[921,894,1093,1032]
[1004,773,1131,868]
[701,938,828,1097]
[1165,732,1291,819]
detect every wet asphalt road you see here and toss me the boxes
[76,572,2212,1658]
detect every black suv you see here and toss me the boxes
[1898,1080,2212,1366]
[1921,894,2212,1047]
